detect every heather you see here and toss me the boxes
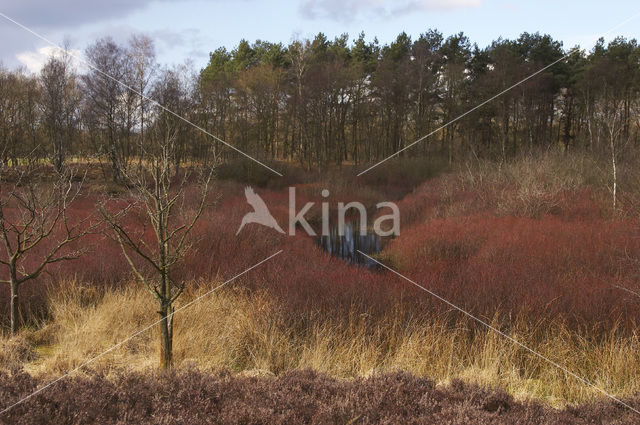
[1,369,640,425]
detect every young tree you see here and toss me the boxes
[99,132,214,369]
[583,37,638,210]
[594,92,627,211]
[0,165,92,334]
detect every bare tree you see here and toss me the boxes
[0,68,41,167]
[590,71,630,212]
[99,132,214,369]
[83,38,130,182]
[598,98,627,211]
[128,34,157,170]
[0,165,93,334]
[40,51,80,173]
[152,65,193,173]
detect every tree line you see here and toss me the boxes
[1,30,639,175]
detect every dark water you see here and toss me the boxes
[316,221,387,267]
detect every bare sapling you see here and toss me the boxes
[99,132,214,369]
[0,163,95,334]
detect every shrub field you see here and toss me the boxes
[2,152,640,421]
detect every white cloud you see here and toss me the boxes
[299,0,482,21]
[0,0,192,70]
[16,45,83,74]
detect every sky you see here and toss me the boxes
[0,0,639,74]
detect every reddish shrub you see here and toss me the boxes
[4,174,640,335]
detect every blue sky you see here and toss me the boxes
[1,0,639,73]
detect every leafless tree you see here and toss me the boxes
[40,51,80,173]
[152,65,194,173]
[0,68,41,167]
[0,164,94,334]
[592,85,631,211]
[83,38,131,182]
[99,131,214,369]
[128,34,157,170]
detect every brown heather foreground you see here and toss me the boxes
[1,369,640,425]
[2,151,640,421]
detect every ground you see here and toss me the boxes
[1,151,640,422]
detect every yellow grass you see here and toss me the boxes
[2,279,640,408]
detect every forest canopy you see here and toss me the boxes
[1,30,638,174]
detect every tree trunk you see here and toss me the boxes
[138,92,144,172]
[158,303,173,369]
[610,132,617,212]
[10,279,18,335]
[54,136,64,174]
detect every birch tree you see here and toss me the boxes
[99,131,214,369]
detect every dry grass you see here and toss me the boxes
[443,148,640,219]
[3,279,639,408]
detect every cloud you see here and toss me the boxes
[0,0,189,29]
[0,0,172,70]
[0,0,211,72]
[16,45,84,73]
[15,46,58,73]
[150,28,211,64]
[85,24,210,61]
[151,28,204,50]
[13,25,210,74]
[299,0,482,21]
